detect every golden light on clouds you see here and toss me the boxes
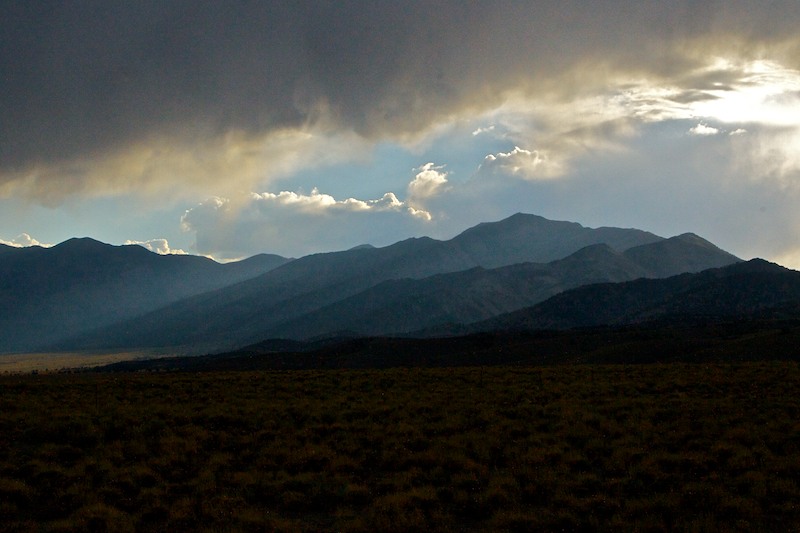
[690,60,800,126]
[0,127,370,205]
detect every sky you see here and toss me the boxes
[2,2,800,267]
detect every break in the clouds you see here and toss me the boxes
[180,191,423,260]
[183,190,429,260]
[180,161,461,258]
[2,2,800,265]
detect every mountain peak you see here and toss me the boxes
[51,238,160,260]
[562,243,620,259]
[466,212,574,232]
[672,232,722,249]
[506,212,549,223]
[622,233,740,278]
[53,237,112,251]
[449,212,663,267]
[723,257,789,275]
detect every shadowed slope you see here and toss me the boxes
[264,235,741,340]
[56,214,667,352]
[0,239,290,352]
[61,215,740,352]
[472,259,798,333]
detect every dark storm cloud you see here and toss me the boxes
[2,1,800,176]
[1,1,308,169]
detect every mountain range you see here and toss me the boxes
[1,212,734,355]
[4,212,788,360]
[259,235,738,340]
[124,258,800,371]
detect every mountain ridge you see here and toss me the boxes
[257,235,740,340]
[53,213,741,353]
[0,240,291,353]
[467,258,797,334]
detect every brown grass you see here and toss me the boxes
[1,363,799,531]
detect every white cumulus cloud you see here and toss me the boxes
[124,238,188,255]
[180,185,435,259]
[480,146,563,180]
[407,163,451,204]
[471,125,496,136]
[0,233,50,248]
[246,188,413,215]
[688,123,720,136]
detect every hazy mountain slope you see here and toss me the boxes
[622,233,740,277]
[0,239,290,352]
[266,244,650,339]
[472,259,799,333]
[264,235,741,340]
[57,214,669,352]
[220,253,294,281]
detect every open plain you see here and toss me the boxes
[2,363,799,531]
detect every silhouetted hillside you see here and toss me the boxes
[98,317,800,372]
[62,214,739,353]
[265,238,736,339]
[472,259,799,333]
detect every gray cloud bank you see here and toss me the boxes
[3,1,800,188]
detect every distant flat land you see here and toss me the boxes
[0,350,170,373]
